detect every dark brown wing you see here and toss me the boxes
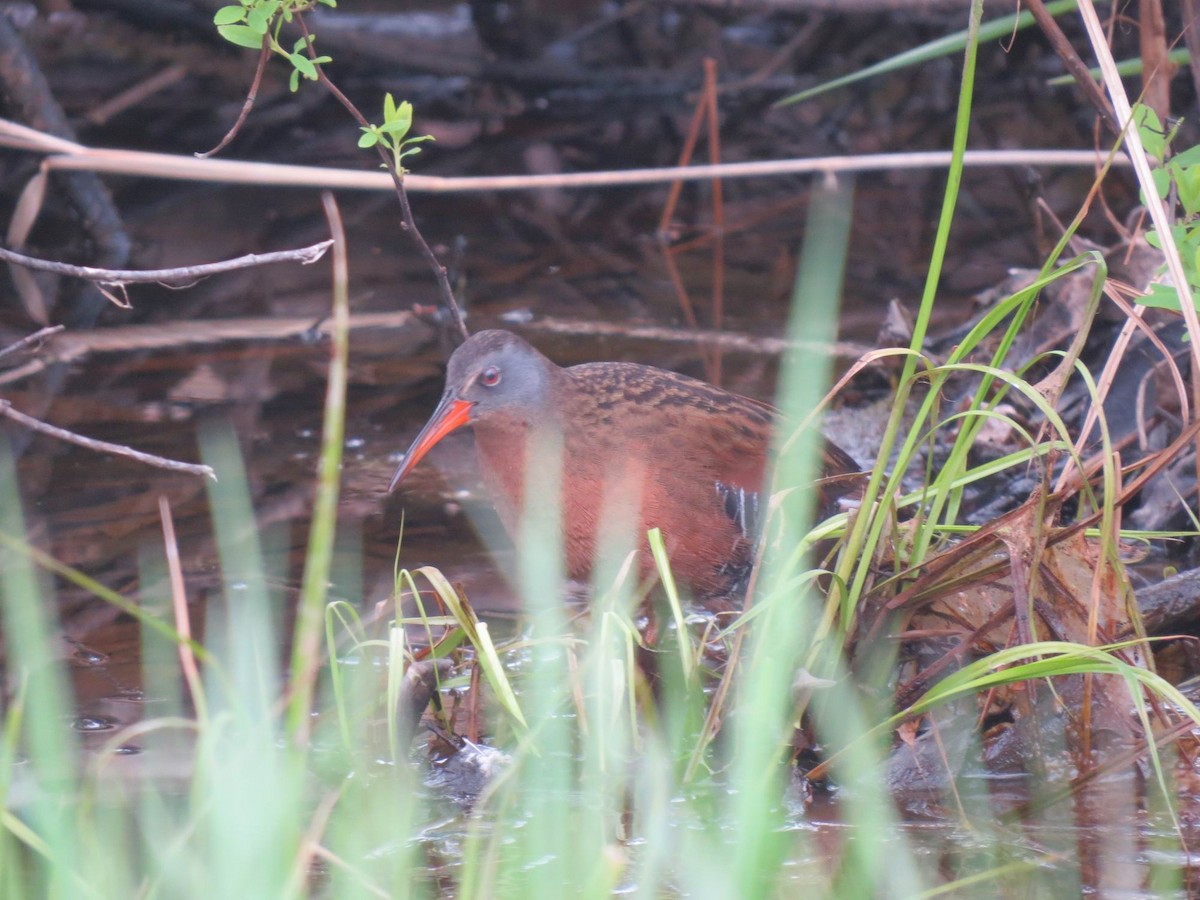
[566,361,772,482]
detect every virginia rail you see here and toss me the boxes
[389,330,859,596]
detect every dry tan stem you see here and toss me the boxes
[704,57,726,385]
[158,495,206,720]
[0,118,1127,193]
[1077,0,1200,514]
[286,788,347,899]
[656,56,724,379]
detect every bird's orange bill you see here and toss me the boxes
[388,396,475,493]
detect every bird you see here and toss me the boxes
[388,329,861,597]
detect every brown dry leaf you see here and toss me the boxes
[896,717,921,749]
[882,493,1146,771]
[6,170,51,324]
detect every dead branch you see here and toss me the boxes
[1137,566,1200,635]
[1025,0,1120,140]
[0,399,215,480]
[0,325,64,362]
[0,239,333,288]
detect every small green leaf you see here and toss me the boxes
[213,5,246,25]
[293,35,312,53]
[774,0,1077,107]
[245,4,271,34]
[379,120,411,136]
[217,24,266,49]
[358,130,380,148]
[290,53,317,80]
[1139,282,1181,311]
[1134,103,1166,162]
[1172,144,1200,169]
[1151,166,1171,201]
[289,68,300,92]
[384,92,397,123]
[1178,167,1200,218]
[396,101,413,133]
[1046,47,1192,86]
[398,146,423,160]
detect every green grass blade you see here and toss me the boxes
[647,527,693,684]
[289,192,351,742]
[0,435,82,895]
[776,0,1076,106]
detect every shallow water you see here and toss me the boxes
[2,3,1191,889]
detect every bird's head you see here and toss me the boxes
[388,330,556,492]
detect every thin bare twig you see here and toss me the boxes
[294,13,469,342]
[197,44,270,159]
[662,53,715,376]
[657,81,707,332]
[718,15,822,93]
[85,63,188,127]
[0,324,63,361]
[1026,0,1120,139]
[0,239,333,286]
[704,58,725,385]
[0,399,215,479]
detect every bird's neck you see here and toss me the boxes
[472,410,566,532]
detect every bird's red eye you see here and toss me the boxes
[480,366,501,387]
